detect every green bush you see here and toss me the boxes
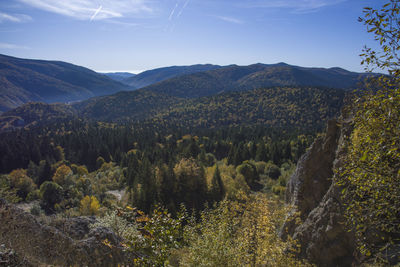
[26,189,40,201]
[265,163,281,180]
[39,181,63,213]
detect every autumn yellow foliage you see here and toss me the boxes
[52,164,72,186]
[179,193,311,267]
[80,195,100,216]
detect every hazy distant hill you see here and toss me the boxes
[103,72,136,83]
[0,54,130,112]
[141,63,373,98]
[124,64,222,88]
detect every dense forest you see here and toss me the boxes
[0,113,316,265]
[0,86,345,131]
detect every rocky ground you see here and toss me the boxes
[0,199,133,266]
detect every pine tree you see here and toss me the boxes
[27,161,39,184]
[209,165,224,203]
[249,142,257,160]
[255,142,268,162]
[227,145,236,165]
[241,144,251,162]
[126,152,139,188]
[38,160,52,186]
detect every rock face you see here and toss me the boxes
[0,243,33,267]
[0,199,132,266]
[281,119,356,266]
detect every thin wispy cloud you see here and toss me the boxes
[0,11,32,23]
[238,0,346,13]
[18,0,153,20]
[0,42,30,50]
[213,15,243,24]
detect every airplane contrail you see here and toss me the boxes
[169,3,178,21]
[90,5,103,21]
[177,0,190,18]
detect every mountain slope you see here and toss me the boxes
[0,54,130,112]
[0,102,76,132]
[141,63,373,98]
[152,87,345,129]
[71,86,344,129]
[73,90,182,122]
[1,86,345,131]
[124,64,221,88]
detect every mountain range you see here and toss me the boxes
[0,54,131,112]
[138,63,372,98]
[0,54,376,129]
[0,55,371,112]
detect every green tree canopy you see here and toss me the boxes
[338,0,400,260]
[40,181,63,213]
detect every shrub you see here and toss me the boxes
[265,163,281,180]
[80,195,101,216]
[30,203,44,216]
[8,169,36,200]
[180,194,311,266]
[52,164,73,186]
[40,181,63,213]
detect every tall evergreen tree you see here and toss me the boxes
[255,142,268,162]
[209,165,224,203]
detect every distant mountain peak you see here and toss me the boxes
[275,62,290,66]
[124,64,222,88]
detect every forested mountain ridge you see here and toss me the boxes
[0,102,76,132]
[73,90,183,123]
[140,63,375,98]
[151,87,345,129]
[123,64,221,88]
[0,86,345,132]
[0,54,131,112]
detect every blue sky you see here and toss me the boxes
[0,0,387,73]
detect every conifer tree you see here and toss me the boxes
[255,142,268,162]
[209,165,224,203]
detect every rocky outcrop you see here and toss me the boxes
[0,243,33,267]
[281,119,356,266]
[49,216,97,240]
[0,199,132,266]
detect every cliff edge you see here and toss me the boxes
[281,118,356,266]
